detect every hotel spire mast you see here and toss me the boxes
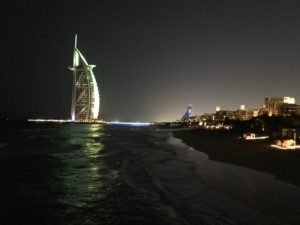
[70,34,77,120]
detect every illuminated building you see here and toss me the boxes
[265,97,296,116]
[237,109,248,120]
[199,113,215,122]
[264,97,284,116]
[283,97,295,104]
[237,105,250,120]
[251,109,259,117]
[282,103,300,116]
[181,105,193,120]
[213,105,259,121]
[215,106,236,121]
[197,96,299,125]
[70,35,100,121]
[215,110,236,120]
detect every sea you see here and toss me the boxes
[0,123,300,225]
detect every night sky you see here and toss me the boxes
[1,0,300,122]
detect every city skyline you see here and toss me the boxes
[1,1,300,121]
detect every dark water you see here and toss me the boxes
[0,124,300,225]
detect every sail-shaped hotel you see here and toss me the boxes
[70,35,100,121]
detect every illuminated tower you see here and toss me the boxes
[70,35,100,121]
[182,104,193,120]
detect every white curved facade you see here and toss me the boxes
[70,35,100,121]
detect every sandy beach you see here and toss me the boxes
[173,128,300,188]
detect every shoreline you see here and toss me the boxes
[173,128,300,188]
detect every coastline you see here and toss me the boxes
[173,128,300,188]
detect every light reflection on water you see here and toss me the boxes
[52,124,119,213]
[3,124,300,225]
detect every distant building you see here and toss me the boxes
[237,105,250,120]
[70,35,100,121]
[215,110,236,120]
[264,97,283,116]
[237,109,250,120]
[282,128,299,139]
[250,109,259,117]
[181,105,193,120]
[199,113,215,122]
[282,104,300,116]
[283,97,295,104]
[197,96,299,125]
[265,97,296,116]
[213,105,260,121]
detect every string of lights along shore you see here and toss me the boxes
[70,35,100,122]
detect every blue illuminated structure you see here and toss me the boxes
[182,105,193,120]
[106,122,151,126]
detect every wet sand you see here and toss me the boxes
[173,129,300,188]
[124,132,300,225]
